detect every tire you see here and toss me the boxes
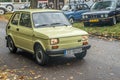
[0,8,5,15]
[69,18,74,23]
[74,50,87,60]
[34,44,49,65]
[6,4,14,11]
[110,16,117,26]
[7,36,17,53]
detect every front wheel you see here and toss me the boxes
[69,18,74,24]
[74,50,87,60]
[110,16,117,26]
[7,36,17,53]
[34,44,49,65]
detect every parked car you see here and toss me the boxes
[5,9,91,65]
[62,3,90,23]
[82,0,120,26]
[0,6,8,14]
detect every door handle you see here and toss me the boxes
[16,28,19,31]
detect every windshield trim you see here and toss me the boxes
[32,12,71,28]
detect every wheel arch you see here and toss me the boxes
[33,40,46,52]
[7,34,16,45]
[6,4,14,11]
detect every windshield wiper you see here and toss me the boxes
[36,24,50,27]
[50,23,68,27]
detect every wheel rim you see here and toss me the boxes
[69,18,74,23]
[6,6,13,11]
[0,9,4,14]
[36,49,43,63]
[8,39,14,51]
[113,17,116,25]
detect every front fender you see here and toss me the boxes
[33,40,46,51]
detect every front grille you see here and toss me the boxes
[88,14,99,18]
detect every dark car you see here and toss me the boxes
[62,3,89,23]
[82,0,120,26]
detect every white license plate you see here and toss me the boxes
[65,48,82,55]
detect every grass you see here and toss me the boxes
[73,22,120,39]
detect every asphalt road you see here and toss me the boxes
[0,21,120,80]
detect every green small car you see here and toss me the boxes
[5,9,91,65]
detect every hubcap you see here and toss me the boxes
[0,10,4,14]
[7,6,13,11]
[113,17,116,24]
[8,40,14,51]
[69,18,74,23]
[36,50,43,63]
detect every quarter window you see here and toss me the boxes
[11,13,20,25]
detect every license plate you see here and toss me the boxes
[64,48,82,55]
[89,19,99,22]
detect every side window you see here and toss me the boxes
[11,13,20,25]
[76,5,83,10]
[83,5,89,10]
[117,2,120,8]
[19,13,31,28]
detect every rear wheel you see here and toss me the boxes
[34,44,49,65]
[7,36,17,53]
[74,50,87,60]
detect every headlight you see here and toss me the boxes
[50,38,59,45]
[101,14,104,18]
[82,15,85,19]
[85,15,88,18]
[105,14,108,18]
[82,35,88,41]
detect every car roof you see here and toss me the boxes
[14,9,61,13]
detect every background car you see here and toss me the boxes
[82,0,120,26]
[62,3,90,23]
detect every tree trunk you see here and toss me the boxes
[30,0,38,9]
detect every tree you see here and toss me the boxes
[30,0,38,9]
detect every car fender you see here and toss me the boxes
[33,40,46,52]
[0,6,7,11]
[6,33,16,46]
[68,15,74,19]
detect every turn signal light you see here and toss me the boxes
[83,41,88,45]
[52,45,59,49]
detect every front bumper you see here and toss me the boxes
[83,17,113,26]
[46,44,91,56]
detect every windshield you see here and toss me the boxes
[62,4,75,11]
[91,1,116,11]
[32,12,71,28]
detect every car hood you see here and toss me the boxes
[63,11,74,15]
[34,26,88,39]
[83,10,111,15]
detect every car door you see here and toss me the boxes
[9,12,20,45]
[17,12,34,52]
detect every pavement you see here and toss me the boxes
[0,21,120,80]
